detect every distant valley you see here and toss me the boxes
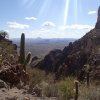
[12,38,76,57]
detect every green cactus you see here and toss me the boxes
[85,64,90,88]
[23,52,31,71]
[87,70,90,88]
[18,33,31,72]
[19,33,25,64]
[74,80,79,100]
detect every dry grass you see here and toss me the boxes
[27,67,54,86]
[0,40,17,65]
[79,84,100,100]
[27,67,75,100]
[26,67,100,100]
[57,77,75,100]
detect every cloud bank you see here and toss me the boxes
[7,22,30,29]
[59,24,94,30]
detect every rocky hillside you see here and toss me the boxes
[31,7,100,81]
[0,34,58,100]
[0,37,18,66]
[0,34,31,99]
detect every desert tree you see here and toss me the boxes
[0,30,9,39]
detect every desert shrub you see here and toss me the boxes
[27,67,54,87]
[57,77,75,100]
[27,67,75,99]
[79,85,100,100]
[40,81,59,97]
[38,77,75,99]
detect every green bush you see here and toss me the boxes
[57,77,75,100]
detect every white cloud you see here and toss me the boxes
[42,21,56,27]
[59,24,94,30]
[31,29,63,38]
[88,11,97,15]
[7,21,30,29]
[25,17,37,20]
[29,24,94,39]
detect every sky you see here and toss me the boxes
[0,0,100,39]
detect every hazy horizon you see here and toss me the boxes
[11,37,78,39]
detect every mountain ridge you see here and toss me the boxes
[31,7,100,81]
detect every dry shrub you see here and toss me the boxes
[79,84,100,100]
[57,77,75,100]
[27,67,75,100]
[27,67,54,89]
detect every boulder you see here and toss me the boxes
[0,79,8,88]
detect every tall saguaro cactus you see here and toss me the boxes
[19,33,25,64]
[18,33,31,72]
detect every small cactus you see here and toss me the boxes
[87,70,90,87]
[86,64,90,88]
[23,52,31,71]
[74,80,79,100]
[19,33,25,64]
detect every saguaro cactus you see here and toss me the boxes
[19,33,25,64]
[86,64,90,88]
[74,80,79,100]
[23,52,31,71]
[87,70,90,88]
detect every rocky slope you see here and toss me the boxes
[0,35,58,100]
[31,7,100,81]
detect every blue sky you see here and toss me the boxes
[0,0,100,38]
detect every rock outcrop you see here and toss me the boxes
[95,6,100,29]
[0,37,29,87]
[0,79,8,89]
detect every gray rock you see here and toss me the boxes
[97,6,100,22]
[5,96,18,100]
[0,79,8,88]
[95,6,100,29]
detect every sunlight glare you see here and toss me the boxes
[22,0,36,8]
[74,0,78,23]
[64,0,70,26]
[38,0,52,18]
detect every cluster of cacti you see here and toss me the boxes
[18,33,31,71]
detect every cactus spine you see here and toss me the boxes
[19,33,25,64]
[23,52,31,71]
[74,80,79,100]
